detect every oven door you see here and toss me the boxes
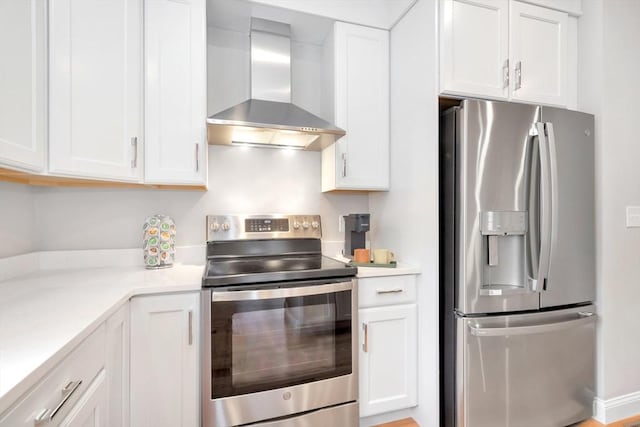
[201,278,358,427]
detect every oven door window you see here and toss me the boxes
[210,290,352,398]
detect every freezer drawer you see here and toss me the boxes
[456,305,596,427]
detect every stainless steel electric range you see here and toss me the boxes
[201,214,359,427]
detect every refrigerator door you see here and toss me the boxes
[456,100,541,314]
[539,107,595,308]
[457,305,596,427]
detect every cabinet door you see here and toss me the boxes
[0,0,46,171]
[144,0,207,185]
[440,0,509,99]
[59,370,107,427]
[49,0,143,181]
[359,304,417,417]
[130,293,199,427]
[106,303,129,427]
[326,22,389,191]
[509,1,568,106]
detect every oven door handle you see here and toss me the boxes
[211,281,353,302]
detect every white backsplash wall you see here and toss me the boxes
[0,181,35,258]
[32,145,368,251]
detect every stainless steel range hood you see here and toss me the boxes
[207,18,345,150]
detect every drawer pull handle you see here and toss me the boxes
[34,380,82,425]
[376,288,403,294]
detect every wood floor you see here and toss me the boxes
[579,414,640,427]
[373,415,640,427]
[374,418,419,427]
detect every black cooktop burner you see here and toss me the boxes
[202,253,356,287]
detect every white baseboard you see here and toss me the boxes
[594,391,640,424]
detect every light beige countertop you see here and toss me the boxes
[331,254,421,278]
[0,250,203,415]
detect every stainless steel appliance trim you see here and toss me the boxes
[251,401,359,427]
[458,304,596,427]
[201,277,359,427]
[206,214,322,241]
[211,281,353,302]
[546,122,560,293]
[532,121,553,292]
[468,311,596,336]
[34,380,82,425]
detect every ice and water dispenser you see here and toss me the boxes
[480,211,528,294]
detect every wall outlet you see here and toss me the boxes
[338,215,345,233]
[626,206,640,228]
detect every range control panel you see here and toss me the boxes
[206,214,322,241]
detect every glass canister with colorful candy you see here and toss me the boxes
[143,214,176,268]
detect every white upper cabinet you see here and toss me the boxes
[322,22,389,192]
[0,0,46,172]
[49,0,143,182]
[509,1,568,106]
[440,0,570,107]
[440,0,509,99]
[144,0,207,186]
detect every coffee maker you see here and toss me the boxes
[343,213,370,258]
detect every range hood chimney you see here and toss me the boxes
[207,18,345,150]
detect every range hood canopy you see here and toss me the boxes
[207,18,345,150]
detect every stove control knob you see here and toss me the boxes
[311,221,320,229]
[222,223,230,231]
[293,221,301,230]
[302,221,310,229]
[210,223,220,232]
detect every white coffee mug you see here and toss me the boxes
[373,249,395,264]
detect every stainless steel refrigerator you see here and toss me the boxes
[439,99,596,427]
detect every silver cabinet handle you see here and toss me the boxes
[341,153,347,177]
[362,323,368,352]
[515,61,522,90]
[530,122,553,292]
[469,312,596,337]
[502,59,509,89]
[195,143,200,172]
[188,310,193,346]
[376,288,403,294]
[131,137,138,168]
[34,380,82,425]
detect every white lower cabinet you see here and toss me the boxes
[358,276,418,418]
[130,292,200,427]
[106,303,130,427]
[59,370,108,427]
[0,324,107,427]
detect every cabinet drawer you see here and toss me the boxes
[358,276,417,308]
[0,324,106,427]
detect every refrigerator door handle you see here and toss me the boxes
[468,311,595,337]
[530,122,553,292]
